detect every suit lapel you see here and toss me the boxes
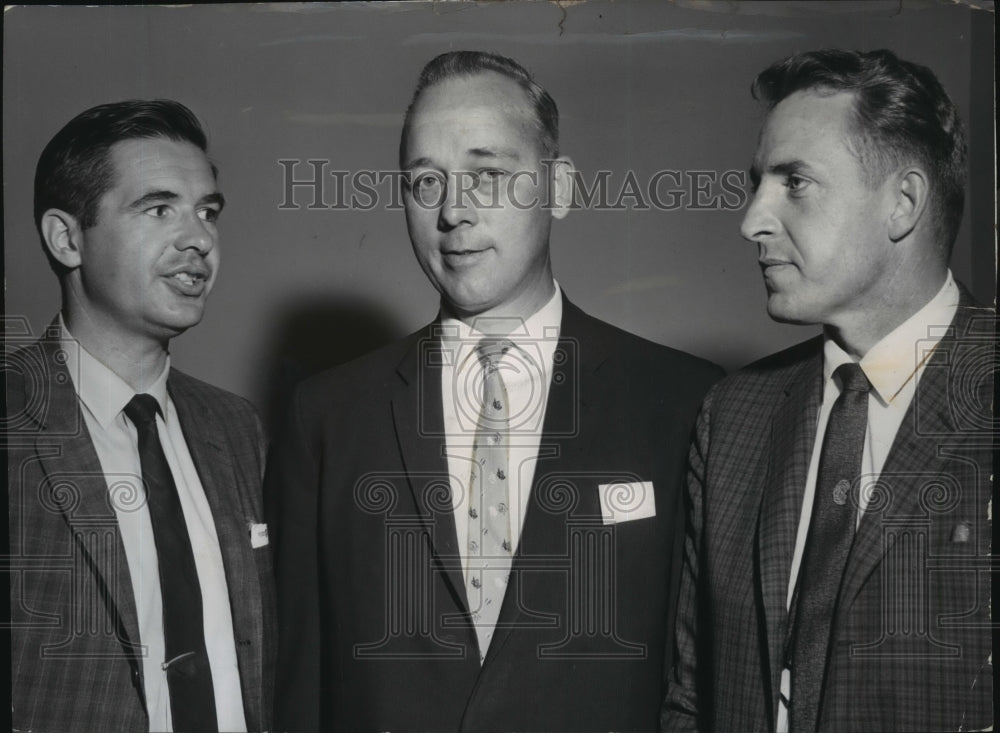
[838,303,969,610]
[390,325,469,614]
[32,338,144,664]
[168,371,264,727]
[756,347,822,714]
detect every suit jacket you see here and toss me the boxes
[267,296,723,732]
[7,328,277,732]
[662,293,994,732]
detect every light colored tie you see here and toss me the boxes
[467,339,514,662]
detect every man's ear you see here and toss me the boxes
[40,208,84,270]
[547,157,575,221]
[888,168,930,242]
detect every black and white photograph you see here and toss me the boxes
[4,2,994,731]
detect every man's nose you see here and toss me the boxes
[438,171,479,229]
[739,184,779,244]
[176,211,216,254]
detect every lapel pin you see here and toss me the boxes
[950,522,970,543]
[249,522,269,548]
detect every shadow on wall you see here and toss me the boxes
[258,298,405,433]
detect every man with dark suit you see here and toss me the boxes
[663,49,993,732]
[7,100,275,732]
[268,51,722,732]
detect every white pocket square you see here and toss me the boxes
[249,522,269,548]
[598,481,656,525]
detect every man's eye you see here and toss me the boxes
[785,175,809,192]
[475,169,506,190]
[198,208,220,223]
[409,171,445,206]
[146,205,170,218]
[412,172,443,190]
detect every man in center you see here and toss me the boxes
[268,51,722,732]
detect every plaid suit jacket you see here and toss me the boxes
[662,294,993,732]
[7,328,276,732]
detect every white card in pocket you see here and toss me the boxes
[598,481,656,525]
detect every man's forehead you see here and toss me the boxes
[755,89,857,161]
[411,72,535,123]
[106,137,215,189]
[766,90,855,137]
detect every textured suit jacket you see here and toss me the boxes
[267,296,723,732]
[663,294,993,732]
[7,329,276,732]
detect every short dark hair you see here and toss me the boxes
[33,99,212,274]
[752,48,967,254]
[399,50,559,167]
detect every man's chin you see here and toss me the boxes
[441,296,491,322]
[765,297,817,326]
[153,309,206,339]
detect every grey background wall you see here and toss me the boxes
[4,1,994,426]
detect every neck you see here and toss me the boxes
[825,266,947,359]
[449,273,556,335]
[62,307,169,392]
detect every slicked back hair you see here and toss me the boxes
[399,50,559,167]
[753,48,967,255]
[34,99,212,275]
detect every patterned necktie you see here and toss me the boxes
[123,394,218,732]
[788,362,871,733]
[467,339,514,662]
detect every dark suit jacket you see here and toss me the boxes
[267,296,723,732]
[662,294,994,732]
[7,329,276,732]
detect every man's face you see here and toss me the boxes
[402,72,562,321]
[740,90,897,328]
[74,136,223,344]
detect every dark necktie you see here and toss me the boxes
[788,362,871,733]
[123,394,218,732]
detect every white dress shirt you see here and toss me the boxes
[60,318,247,733]
[776,272,959,732]
[440,283,563,587]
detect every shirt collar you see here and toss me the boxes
[59,314,171,429]
[822,271,959,403]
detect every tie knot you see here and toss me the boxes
[835,362,870,394]
[476,338,514,369]
[123,393,162,426]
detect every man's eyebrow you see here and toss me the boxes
[402,148,520,170]
[200,192,226,210]
[467,147,522,162]
[127,190,226,211]
[403,156,433,170]
[128,190,179,210]
[768,160,810,177]
[749,159,811,184]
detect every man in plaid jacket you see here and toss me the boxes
[662,49,993,732]
[8,100,275,732]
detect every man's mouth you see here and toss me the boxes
[442,248,489,266]
[164,266,211,295]
[171,271,207,286]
